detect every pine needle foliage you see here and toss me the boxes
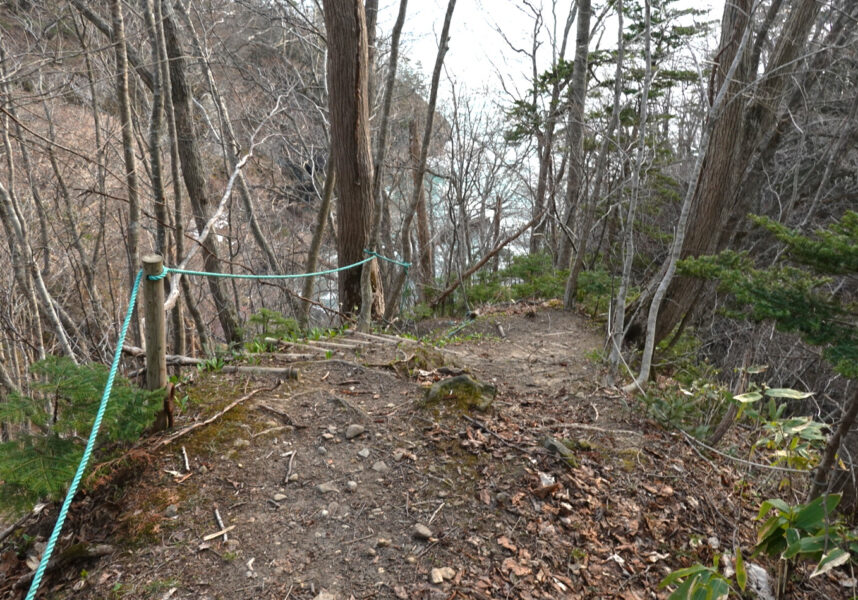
[679,211,858,379]
[0,356,162,515]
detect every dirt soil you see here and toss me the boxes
[0,306,850,599]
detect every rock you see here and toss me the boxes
[273,493,287,502]
[372,460,390,473]
[357,448,371,459]
[747,563,776,600]
[317,446,328,455]
[376,537,392,547]
[233,438,250,448]
[413,524,433,540]
[312,592,337,600]
[345,424,365,439]
[429,567,456,584]
[422,375,496,411]
[327,425,338,434]
[164,504,179,518]
[541,436,579,466]
[321,432,335,440]
[316,482,339,495]
[345,480,358,492]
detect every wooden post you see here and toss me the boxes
[143,254,167,392]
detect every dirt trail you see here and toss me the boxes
[1,307,844,599]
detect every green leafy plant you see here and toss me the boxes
[0,357,162,515]
[659,553,736,599]
[197,356,225,373]
[755,494,854,579]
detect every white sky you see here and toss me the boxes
[379,0,726,102]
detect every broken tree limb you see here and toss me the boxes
[151,381,281,450]
[431,210,546,308]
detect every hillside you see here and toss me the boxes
[0,307,848,599]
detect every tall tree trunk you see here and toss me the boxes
[410,118,433,302]
[162,2,241,344]
[384,0,456,320]
[530,8,575,254]
[624,0,755,392]
[323,0,376,317]
[111,0,142,345]
[629,0,822,346]
[300,160,336,329]
[560,0,593,307]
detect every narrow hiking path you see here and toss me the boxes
[1,306,844,599]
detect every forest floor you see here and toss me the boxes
[0,305,850,599]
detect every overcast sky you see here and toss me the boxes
[379,0,725,102]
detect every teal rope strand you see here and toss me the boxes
[26,270,144,600]
[363,249,411,268]
[159,256,374,280]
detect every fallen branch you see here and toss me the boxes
[152,381,281,450]
[431,210,545,307]
[14,543,114,590]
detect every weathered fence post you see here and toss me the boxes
[142,254,167,392]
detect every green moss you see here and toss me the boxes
[421,375,496,412]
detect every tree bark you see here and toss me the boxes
[323,0,376,317]
[629,0,823,346]
[384,0,456,319]
[110,0,142,345]
[559,0,592,297]
[162,3,241,344]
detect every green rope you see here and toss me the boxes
[26,270,144,600]
[363,249,411,268]
[152,255,375,281]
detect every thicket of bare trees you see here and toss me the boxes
[1,0,857,500]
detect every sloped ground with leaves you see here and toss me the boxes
[0,307,849,599]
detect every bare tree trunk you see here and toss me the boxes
[530,7,575,254]
[560,0,592,304]
[809,388,858,501]
[410,119,433,302]
[384,0,456,320]
[111,0,142,345]
[300,160,336,329]
[174,0,282,276]
[624,0,755,392]
[629,0,822,346]
[323,0,377,318]
[162,2,241,344]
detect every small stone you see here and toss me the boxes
[413,523,433,540]
[164,504,179,518]
[392,448,405,461]
[429,567,456,584]
[312,592,336,600]
[288,473,299,482]
[327,425,338,434]
[317,446,328,455]
[345,424,365,439]
[316,482,339,495]
[199,465,209,474]
[372,461,389,473]
[320,509,330,518]
[322,433,335,440]
[345,480,358,492]
[233,438,250,448]
[357,448,371,459]
[406,555,416,564]
[376,537,392,547]
[273,493,287,502]
[364,546,377,557]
